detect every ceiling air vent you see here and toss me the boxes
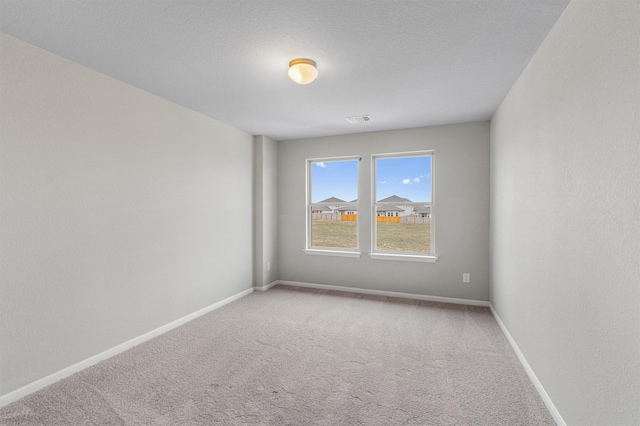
[346,115,372,124]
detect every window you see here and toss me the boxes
[304,151,435,262]
[306,157,359,256]
[372,152,434,257]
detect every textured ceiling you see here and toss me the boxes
[0,0,569,141]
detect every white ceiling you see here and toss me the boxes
[0,0,569,141]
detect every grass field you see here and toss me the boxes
[311,220,357,248]
[311,219,431,253]
[376,221,431,253]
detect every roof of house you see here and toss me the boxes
[335,206,357,212]
[317,197,346,204]
[310,204,337,211]
[413,205,431,213]
[377,195,412,203]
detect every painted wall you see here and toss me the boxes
[0,34,254,396]
[254,135,279,287]
[278,122,490,300]
[490,1,640,424]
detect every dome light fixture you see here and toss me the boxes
[288,58,318,85]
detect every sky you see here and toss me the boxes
[311,156,432,203]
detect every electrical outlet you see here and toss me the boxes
[463,273,470,283]
[267,262,271,271]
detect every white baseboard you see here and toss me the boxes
[489,304,566,426]
[0,287,255,408]
[253,280,279,292]
[276,280,491,307]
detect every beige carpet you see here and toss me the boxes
[0,285,554,425]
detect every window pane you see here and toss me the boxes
[311,160,358,203]
[375,155,431,202]
[309,159,358,249]
[374,154,432,254]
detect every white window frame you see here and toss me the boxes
[370,151,437,263]
[304,155,361,258]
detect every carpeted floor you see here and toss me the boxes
[0,285,555,425]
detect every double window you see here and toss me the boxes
[306,151,435,261]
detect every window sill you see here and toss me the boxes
[304,249,362,258]
[369,253,438,263]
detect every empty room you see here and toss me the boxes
[1,0,638,425]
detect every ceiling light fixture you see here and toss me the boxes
[288,58,318,85]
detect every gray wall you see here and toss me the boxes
[0,34,254,396]
[490,1,640,424]
[278,123,490,300]
[254,135,279,287]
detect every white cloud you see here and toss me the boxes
[380,180,387,184]
[413,177,421,183]
[315,162,326,168]
[402,178,411,184]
